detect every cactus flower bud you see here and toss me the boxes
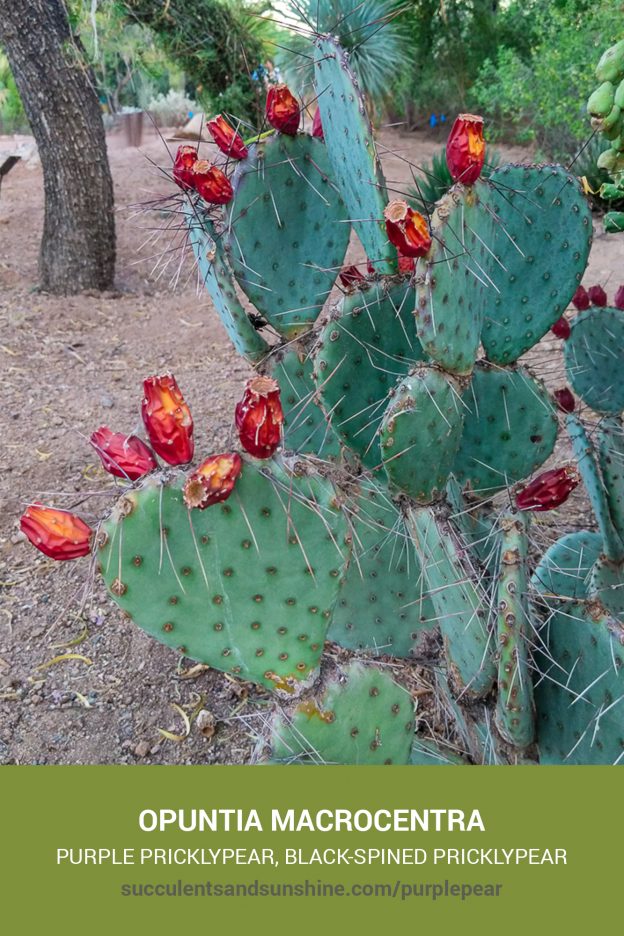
[571,285,590,310]
[516,466,580,512]
[551,316,571,339]
[190,160,233,205]
[207,114,248,160]
[312,107,324,140]
[172,145,198,189]
[235,376,284,459]
[266,84,300,136]
[446,114,486,185]
[588,284,608,307]
[20,504,93,560]
[183,453,242,510]
[553,388,576,414]
[384,201,432,258]
[339,264,367,288]
[90,427,157,481]
[615,285,624,310]
[142,374,194,465]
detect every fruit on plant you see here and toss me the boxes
[516,466,580,512]
[572,285,590,310]
[445,113,485,184]
[90,427,157,481]
[615,285,624,309]
[20,505,92,560]
[235,377,284,459]
[587,284,607,306]
[383,201,432,257]
[172,145,197,189]
[551,317,571,339]
[207,115,248,160]
[266,84,300,135]
[182,453,242,509]
[312,107,324,140]
[190,160,233,205]
[141,374,194,465]
[553,388,575,414]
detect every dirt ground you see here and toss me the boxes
[0,123,622,765]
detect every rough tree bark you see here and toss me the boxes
[0,0,116,293]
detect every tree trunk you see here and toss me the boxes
[0,0,115,293]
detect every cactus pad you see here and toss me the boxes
[589,557,624,615]
[314,37,395,272]
[451,363,558,497]
[313,283,425,470]
[536,600,624,764]
[270,661,415,764]
[481,164,592,364]
[97,457,348,692]
[328,478,436,657]
[225,133,350,337]
[531,531,602,599]
[415,180,496,375]
[597,416,624,540]
[564,306,624,413]
[381,366,465,504]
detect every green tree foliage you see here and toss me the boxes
[0,51,27,131]
[120,0,267,125]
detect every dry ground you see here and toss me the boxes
[0,123,622,765]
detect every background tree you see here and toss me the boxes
[0,0,115,294]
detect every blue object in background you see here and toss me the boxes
[429,113,438,128]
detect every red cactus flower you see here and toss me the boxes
[207,114,248,161]
[173,145,198,189]
[312,107,324,140]
[516,466,580,512]
[20,504,93,560]
[190,160,233,205]
[183,453,242,510]
[551,316,571,340]
[90,427,157,481]
[266,84,300,136]
[384,200,432,258]
[141,374,194,466]
[553,388,576,414]
[571,285,590,310]
[339,264,367,289]
[615,285,624,310]
[235,376,284,459]
[446,114,486,185]
[588,284,607,307]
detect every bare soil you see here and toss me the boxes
[0,124,622,765]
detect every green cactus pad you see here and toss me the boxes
[589,557,624,615]
[313,283,426,470]
[407,505,496,699]
[566,414,624,561]
[446,476,500,572]
[564,306,624,413]
[97,457,348,692]
[314,37,395,272]
[225,133,350,337]
[415,180,496,375]
[452,363,558,498]
[270,662,415,764]
[531,531,602,599]
[267,344,341,458]
[381,366,465,504]
[186,207,268,363]
[535,600,624,764]
[495,512,535,749]
[328,478,436,657]
[597,416,624,541]
[482,165,592,364]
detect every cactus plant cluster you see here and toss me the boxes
[20,32,624,765]
[588,38,624,231]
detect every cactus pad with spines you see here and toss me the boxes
[589,557,624,615]
[313,283,426,469]
[380,365,465,503]
[564,306,624,413]
[314,37,396,273]
[270,661,415,764]
[328,478,436,657]
[481,165,592,364]
[451,363,558,497]
[531,531,602,599]
[98,458,349,692]
[225,133,350,337]
[415,180,495,375]
[536,600,624,764]
[596,416,624,540]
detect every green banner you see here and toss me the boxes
[0,766,619,930]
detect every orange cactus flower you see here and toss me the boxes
[207,115,248,161]
[20,504,93,560]
[190,160,233,205]
[183,453,242,510]
[384,201,432,258]
[235,376,284,459]
[446,114,486,185]
[90,427,157,481]
[172,145,198,189]
[141,375,194,466]
[266,84,300,136]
